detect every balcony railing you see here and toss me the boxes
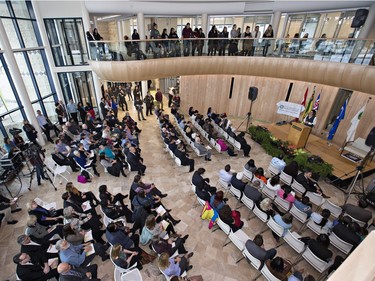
[87,37,375,65]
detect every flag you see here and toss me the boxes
[346,104,366,142]
[302,90,315,120]
[313,92,321,111]
[296,88,308,121]
[327,99,348,141]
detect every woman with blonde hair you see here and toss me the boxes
[65,182,100,207]
[140,214,177,245]
[158,251,193,277]
[27,200,63,226]
[259,198,275,219]
[110,243,142,270]
[26,215,63,241]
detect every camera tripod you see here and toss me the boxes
[27,164,57,191]
[344,147,374,204]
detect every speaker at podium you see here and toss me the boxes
[288,122,311,148]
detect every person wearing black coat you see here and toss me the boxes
[192,168,217,201]
[296,170,329,198]
[27,201,63,227]
[126,146,146,175]
[236,132,251,157]
[307,234,333,262]
[14,251,59,281]
[174,143,194,172]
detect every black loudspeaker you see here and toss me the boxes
[351,9,369,28]
[365,127,375,148]
[248,87,258,101]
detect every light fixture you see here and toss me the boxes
[97,15,121,21]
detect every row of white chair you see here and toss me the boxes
[208,119,242,151]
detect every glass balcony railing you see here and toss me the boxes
[87,37,375,65]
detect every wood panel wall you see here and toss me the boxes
[180,75,375,146]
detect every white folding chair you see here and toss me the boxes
[229,229,250,253]
[302,247,333,276]
[305,191,325,208]
[289,204,308,231]
[305,218,329,235]
[74,159,94,178]
[284,230,306,263]
[320,200,342,218]
[261,185,277,200]
[229,185,242,205]
[267,216,286,242]
[214,142,222,153]
[291,181,306,197]
[329,232,354,255]
[274,196,292,213]
[174,157,182,166]
[191,183,205,207]
[233,140,241,151]
[242,168,254,181]
[34,198,57,210]
[112,251,138,281]
[50,164,70,184]
[241,246,263,270]
[241,194,255,219]
[267,164,279,177]
[280,171,293,185]
[260,263,283,281]
[253,204,269,224]
[168,150,175,159]
[120,268,143,281]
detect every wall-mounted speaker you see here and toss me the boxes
[351,9,369,28]
[248,87,258,101]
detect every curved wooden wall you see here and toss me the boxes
[90,57,375,95]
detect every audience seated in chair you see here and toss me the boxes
[218,205,244,233]
[158,252,193,277]
[245,234,277,267]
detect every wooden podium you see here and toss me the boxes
[288,122,311,148]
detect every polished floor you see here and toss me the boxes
[0,100,373,281]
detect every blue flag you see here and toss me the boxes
[327,99,347,141]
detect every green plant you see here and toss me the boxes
[248,125,333,178]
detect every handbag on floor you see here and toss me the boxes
[139,249,156,265]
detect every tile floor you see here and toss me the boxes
[0,101,372,281]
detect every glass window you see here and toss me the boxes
[286,14,305,38]
[0,59,19,114]
[11,0,31,19]
[2,18,21,49]
[27,50,52,97]
[337,11,356,38]
[17,19,38,48]
[44,18,88,66]
[13,52,38,101]
[0,1,10,17]
[301,14,320,38]
[41,95,58,122]
[320,12,342,38]
[1,110,26,138]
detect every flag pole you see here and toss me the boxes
[340,97,372,151]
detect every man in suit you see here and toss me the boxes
[57,262,100,281]
[13,252,59,281]
[126,146,146,175]
[17,235,59,259]
[192,168,217,200]
[230,172,247,195]
[174,143,194,172]
[245,234,276,267]
[332,217,360,249]
[296,170,330,198]
[307,234,333,262]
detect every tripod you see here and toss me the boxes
[344,147,374,204]
[236,99,254,132]
[28,164,57,191]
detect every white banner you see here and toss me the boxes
[276,101,304,118]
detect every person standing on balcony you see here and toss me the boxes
[208,25,218,56]
[197,28,205,56]
[251,25,261,56]
[155,88,164,111]
[262,25,274,57]
[182,22,193,57]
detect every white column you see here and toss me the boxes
[81,1,91,31]
[93,16,98,29]
[271,11,282,38]
[141,81,148,99]
[358,4,375,39]
[92,72,104,118]
[117,20,122,41]
[0,18,46,146]
[202,13,208,37]
[31,0,64,102]
[137,12,145,52]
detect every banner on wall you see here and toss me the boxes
[276,101,304,118]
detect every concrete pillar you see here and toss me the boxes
[81,2,91,31]
[137,12,145,52]
[0,18,45,146]
[202,13,208,37]
[141,80,148,99]
[358,3,375,39]
[31,0,64,102]
[92,72,104,118]
[271,11,282,38]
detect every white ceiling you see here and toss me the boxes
[84,0,375,16]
